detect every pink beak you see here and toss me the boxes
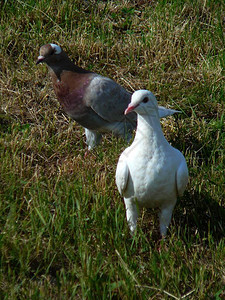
[124,104,137,115]
[36,55,45,65]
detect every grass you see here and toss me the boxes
[0,0,224,298]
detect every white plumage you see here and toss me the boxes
[116,90,188,236]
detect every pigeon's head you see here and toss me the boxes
[36,43,63,65]
[125,90,158,116]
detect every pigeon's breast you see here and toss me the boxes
[53,72,92,117]
[51,72,112,129]
[127,148,177,207]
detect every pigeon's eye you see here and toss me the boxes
[142,97,149,103]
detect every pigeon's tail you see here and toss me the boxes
[158,106,181,118]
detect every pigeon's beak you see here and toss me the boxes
[36,55,45,65]
[125,104,137,115]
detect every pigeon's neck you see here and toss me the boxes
[47,56,92,79]
[134,113,168,147]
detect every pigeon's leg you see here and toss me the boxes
[85,128,102,150]
[124,198,138,234]
[159,203,175,237]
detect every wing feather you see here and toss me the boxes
[176,160,189,197]
[116,156,129,195]
[85,76,131,122]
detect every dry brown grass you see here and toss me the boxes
[0,0,224,299]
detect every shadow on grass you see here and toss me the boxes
[0,111,13,133]
[174,190,225,243]
[139,191,225,244]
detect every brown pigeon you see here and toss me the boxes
[36,43,180,149]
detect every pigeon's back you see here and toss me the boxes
[85,75,137,124]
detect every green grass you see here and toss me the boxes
[0,0,224,299]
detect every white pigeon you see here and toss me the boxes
[116,90,188,236]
